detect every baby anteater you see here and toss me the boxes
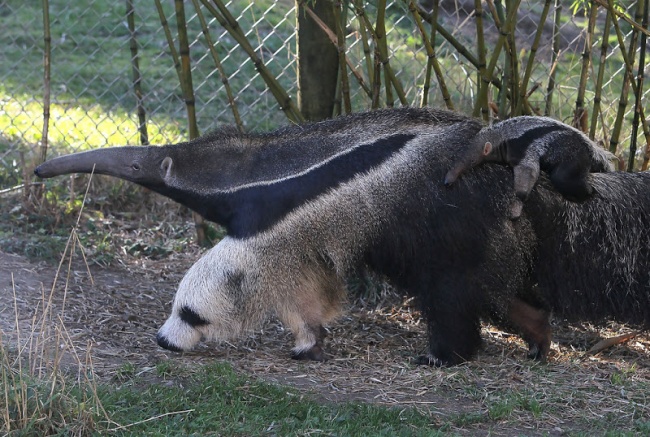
[444,116,615,218]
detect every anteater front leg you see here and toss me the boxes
[277,294,333,362]
[290,324,327,361]
[277,308,327,361]
[416,298,483,367]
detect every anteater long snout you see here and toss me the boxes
[34,146,148,180]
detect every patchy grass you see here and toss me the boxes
[2,349,443,436]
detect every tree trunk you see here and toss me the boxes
[296,0,339,121]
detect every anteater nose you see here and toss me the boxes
[34,166,43,177]
[156,332,182,352]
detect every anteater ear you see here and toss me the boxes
[161,157,173,180]
[483,141,493,156]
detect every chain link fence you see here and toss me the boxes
[0,0,648,190]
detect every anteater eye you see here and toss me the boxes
[179,306,209,327]
[132,163,140,171]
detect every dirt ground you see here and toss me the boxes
[1,245,649,436]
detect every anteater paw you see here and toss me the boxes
[291,344,326,362]
[526,343,549,362]
[414,354,446,367]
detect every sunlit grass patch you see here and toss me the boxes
[0,92,185,154]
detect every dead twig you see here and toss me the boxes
[585,331,644,357]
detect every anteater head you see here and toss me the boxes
[34,145,174,188]
[156,238,255,352]
[32,132,247,192]
[444,135,494,186]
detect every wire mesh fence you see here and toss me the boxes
[0,0,648,191]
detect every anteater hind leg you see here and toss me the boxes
[549,161,593,202]
[507,297,552,361]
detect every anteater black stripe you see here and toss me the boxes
[504,125,566,165]
[179,305,210,327]
[223,133,416,238]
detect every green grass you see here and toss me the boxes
[103,362,441,436]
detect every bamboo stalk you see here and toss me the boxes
[489,0,510,118]
[154,0,182,78]
[592,0,650,37]
[612,0,650,159]
[174,0,198,140]
[573,2,598,132]
[518,0,552,115]
[353,0,408,105]
[473,0,522,118]
[504,0,520,116]
[376,0,395,106]
[40,0,51,164]
[336,1,352,116]
[126,0,149,145]
[191,0,243,131]
[358,0,383,108]
[608,0,642,156]
[201,0,304,123]
[631,0,648,171]
[544,0,562,116]
[419,0,437,107]
[174,0,207,246]
[355,2,374,88]
[334,1,351,113]
[419,0,439,107]
[417,7,479,71]
[332,4,343,116]
[474,0,488,118]
[407,0,453,109]
[372,52,382,108]
[417,3,505,92]
[590,8,612,140]
[350,0,382,104]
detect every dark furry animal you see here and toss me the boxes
[35,107,650,366]
[444,116,615,218]
[157,111,650,366]
[156,117,540,365]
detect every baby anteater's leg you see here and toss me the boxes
[510,162,540,218]
[549,161,593,202]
